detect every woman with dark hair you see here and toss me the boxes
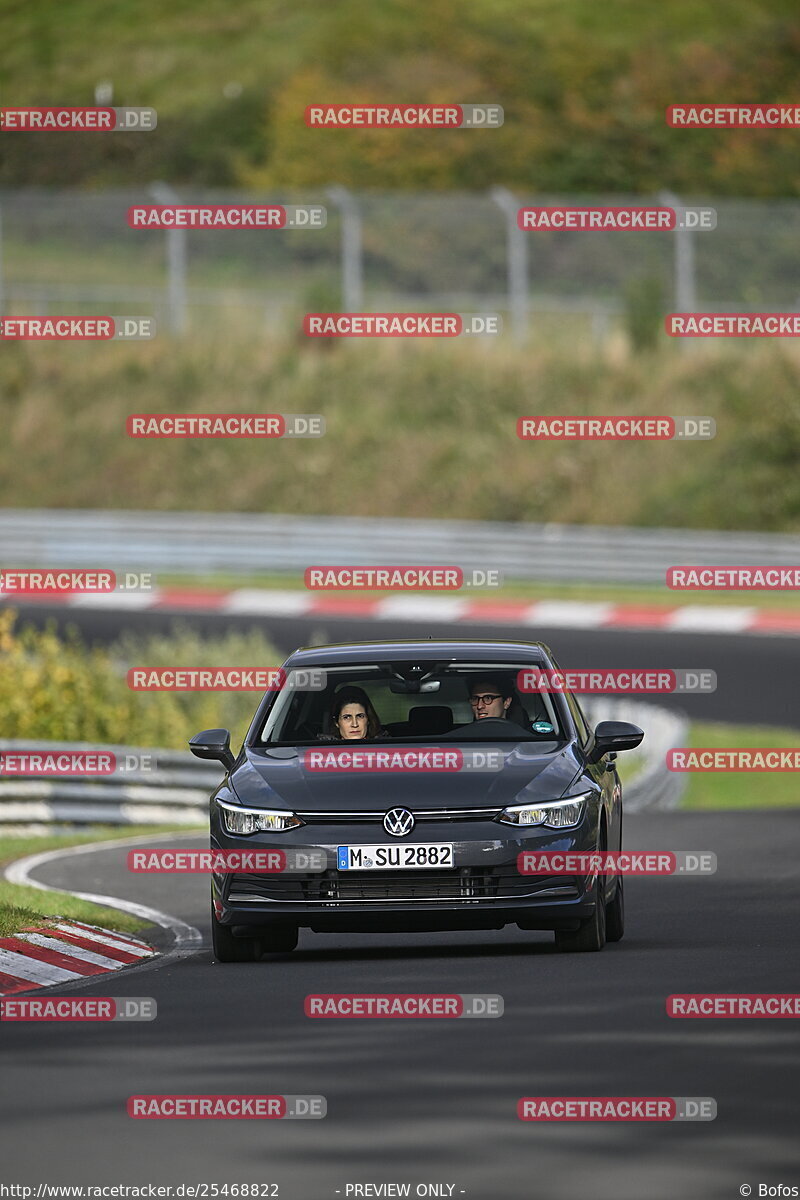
[320,685,389,741]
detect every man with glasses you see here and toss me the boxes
[468,678,514,720]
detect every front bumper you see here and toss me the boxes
[211,812,601,934]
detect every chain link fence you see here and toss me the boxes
[2,187,800,341]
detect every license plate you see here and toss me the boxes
[337,843,454,870]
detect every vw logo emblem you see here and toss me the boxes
[383,807,415,837]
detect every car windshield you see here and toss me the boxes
[254,660,566,746]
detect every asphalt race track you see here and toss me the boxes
[2,607,799,1197]
[2,814,800,1198]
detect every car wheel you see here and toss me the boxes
[554,872,607,953]
[211,906,260,962]
[605,875,625,942]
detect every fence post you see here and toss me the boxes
[149,181,187,334]
[660,190,696,351]
[490,186,528,344]
[326,186,363,312]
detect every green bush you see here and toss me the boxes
[0,611,280,749]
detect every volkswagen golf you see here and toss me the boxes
[189,639,644,960]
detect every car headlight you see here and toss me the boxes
[496,793,589,829]
[216,798,304,835]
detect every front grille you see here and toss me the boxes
[228,868,579,904]
[296,808,502,825]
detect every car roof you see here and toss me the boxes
[283,639,554,667]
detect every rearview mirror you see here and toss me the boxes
[588,720,644,763]
[189,728,235,770]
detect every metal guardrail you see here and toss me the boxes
[0,703,686,827]
[0,740,220,827]
[2,509,799,585]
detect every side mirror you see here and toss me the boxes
[189,728,235,771]
[588,720,644,764]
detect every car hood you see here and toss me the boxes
[228,742,585,811]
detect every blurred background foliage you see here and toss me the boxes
[1,0,800,194]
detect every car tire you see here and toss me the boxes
[211,907,260,962]
[605,875,624,942]
[554,873,607,953]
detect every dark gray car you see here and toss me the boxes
[190,639,643,960]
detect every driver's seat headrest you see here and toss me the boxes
[408,705,454,735]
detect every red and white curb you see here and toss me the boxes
[2,833,203,995]
[3,587,800,637]
[0,919,154,995]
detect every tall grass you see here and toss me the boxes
[1,336,799,530]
